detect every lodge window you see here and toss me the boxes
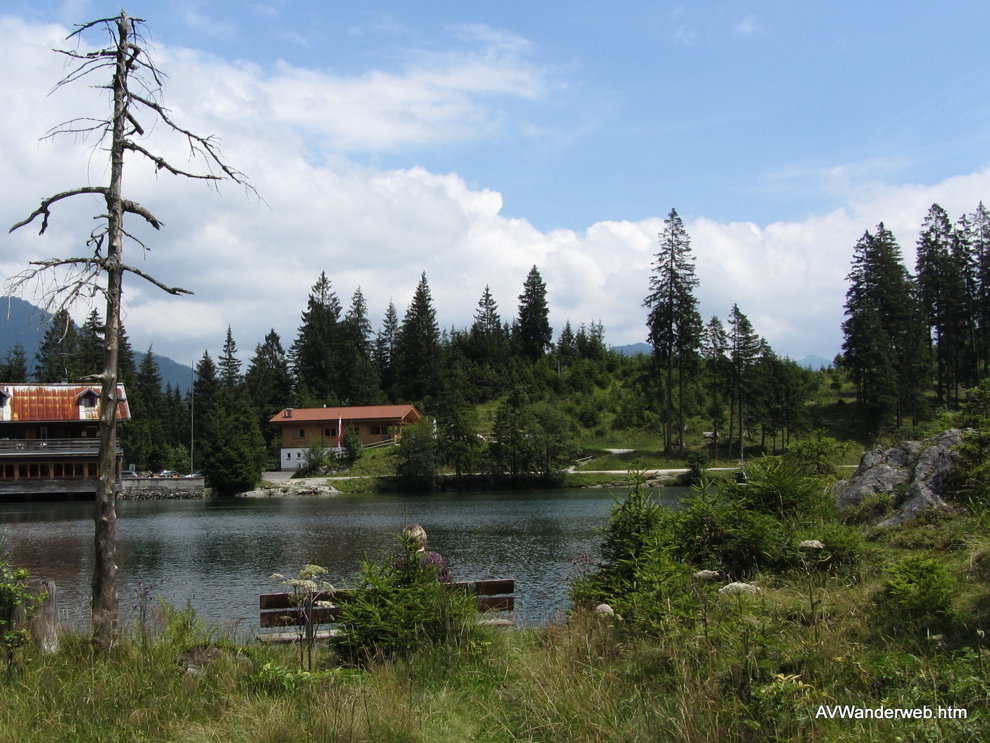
[29,464,38,478]
[75,463,84,477]
[286,453,291,460]
[54,463,63,477]
[4,464,13,478]
[40,464,49,477]
[19,464,27,478]
[88,463,97,477]
[294,428,305,438]
[325,427,337,437]
[371,426,381,435]
[39,427,48,439]
[79,393,97,407]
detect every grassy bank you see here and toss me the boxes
[3,550,988,743]
[5,484,990,742]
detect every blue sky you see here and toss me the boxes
[2,1,990,365]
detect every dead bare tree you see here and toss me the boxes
[7,11,252,649]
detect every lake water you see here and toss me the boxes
[0,488,689,635]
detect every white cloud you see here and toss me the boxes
[734,15,763,37]
[2,15,989,369]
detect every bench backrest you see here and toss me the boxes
[259,579,514,629]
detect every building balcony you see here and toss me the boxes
[0,439,122,457]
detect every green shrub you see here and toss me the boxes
[0,544,36,671]
[873,555,958,631]
[671,485,791,578]
[571,478,696,626]
[597,477,663,579]
[334,543,486,663]
[724,456,824,519]
[682,450,709,486]
[815,522,865,572]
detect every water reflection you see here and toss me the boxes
[0,488,689,633]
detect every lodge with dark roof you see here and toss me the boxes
[269,404,421,470]
[0,383,130,500]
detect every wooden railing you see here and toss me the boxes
[0,439,119,454]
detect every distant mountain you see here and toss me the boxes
[0,296,193,393]
[612,342,651,356]
[797,354,833,370]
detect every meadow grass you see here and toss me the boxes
[4,511,989,743]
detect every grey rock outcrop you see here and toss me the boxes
[833,429,965,527]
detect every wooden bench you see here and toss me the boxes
[258,579,515,643]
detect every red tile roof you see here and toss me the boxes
[269,405,420,425]
[0,384,130,422]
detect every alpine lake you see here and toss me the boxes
[1,487,691,636]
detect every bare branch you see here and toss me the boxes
[5,258,106,318]
[122,140,222,181]
[129,92,254,191]
[121,199,163,229]
[9,187,107,235]
[66,16,129,40]
[43,117,111,139]
[119,263,193,296]
[125,111,144,136]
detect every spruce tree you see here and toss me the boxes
[201,389,266,496]
[77,309,105,379]
[373,300,400,399]
[245,330,294,455]
[291,272,343,403]
[1,344,28,383]
[470,285,505,364]
[192,351,219,466]
[218,326,242,391]
[728,304,760,459]
[34,309,79,382]
[702,316,730,459]
[516,266,552,362]
[395,272,440,401]
[556,321,577,364]
[971,202,990,374]
[339,287,381,404]
[644,208,702,454]
[843,224,929,431]
[916,204,958,402]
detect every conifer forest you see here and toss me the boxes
[3,202,989,493]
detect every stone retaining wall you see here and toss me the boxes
[119,477,205,500]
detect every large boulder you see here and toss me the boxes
[833,429,965,527]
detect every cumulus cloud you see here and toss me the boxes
[2,15,988,368]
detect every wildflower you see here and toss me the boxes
[718,582,760,596]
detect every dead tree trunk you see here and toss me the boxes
[7,10,253,649]
[91,13,129,646]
